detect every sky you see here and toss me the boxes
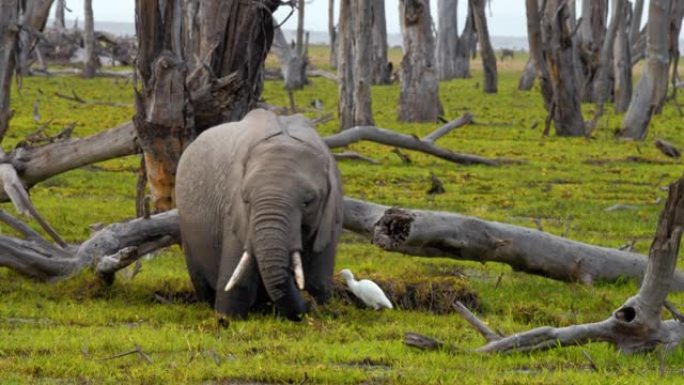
[53,0,529,37]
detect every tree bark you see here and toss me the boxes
[338,0,375,129]
[353,0,374,125]
[271,26,307,90]
[629,0,645,45]
[613,0,632,113]
[542,0,586,136]
[436,0,459,80]
[53,0,66,30]
[0,0,20,143]
[518,58,536,90]
[525,0,552,108]
[590,0,623,121]
[398,0,442,122]
[82,0,97,78]
[329,0,337,69]
[577,0,608,102]
[470,0,497,93]
[135,0,278,211]
[337,0,354,130]
[17,0,54,76]
[454,4,474,78]
[371,0,391,84]
[620,0,672,140]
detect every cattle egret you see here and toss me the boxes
[339,269,393,310]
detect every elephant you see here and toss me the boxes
[176,109,343,321]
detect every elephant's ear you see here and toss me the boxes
[313,159,343,253]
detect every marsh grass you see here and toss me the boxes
[2,46,684,383]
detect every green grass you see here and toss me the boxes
[2,49,684,384]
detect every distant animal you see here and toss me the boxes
[339,269,393,310]
[176,109,344,321]
[500,49,515,62]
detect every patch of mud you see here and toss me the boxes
[333,276,480,314]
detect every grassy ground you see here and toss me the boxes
[2,46,684,384]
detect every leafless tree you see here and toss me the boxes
[82,0,97,78]
[371,0,391,84]
[17,0,54,76]
[53,0,66,30]
[398,0,442,122]
[620,0,673,140]
[0,0,21,141]
[470,0,497,93]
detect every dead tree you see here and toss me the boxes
[629,0,645,45]
[620,0,672,140]
[271,26,308,91]
[587,0,624,133]
[371,0,391,85]
[541,0,586,136]
[337,0,374,129]
[576,0,608,102]
[17,0,54,76]
[518,58,536,91]
[455,174,684,354]
[521,0,552,101]
[53,0,66,30]
[0,0,21,141]
[328,0,337,68]
[82,0,97,78]
[470,0,497,93]
[398,0,442,122]
[436,0,459,80]
[667,0,684,104]
[437,0,475,80]
[135,0,279,211]
[613,0,632,113]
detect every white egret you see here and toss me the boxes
[339,269,393,310]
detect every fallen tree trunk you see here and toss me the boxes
[343,197,684,290]
[3,196,684,291]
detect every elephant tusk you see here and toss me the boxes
[292,251,305,290]
[224,251,251,292]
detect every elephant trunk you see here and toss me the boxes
[250,198,307,321]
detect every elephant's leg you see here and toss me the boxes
[182,239,217,306]
[303,240,337,304]
[214,239,259,319]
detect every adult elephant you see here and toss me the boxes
[176,109,343,321]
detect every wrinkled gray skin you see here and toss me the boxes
[176,109,343,321]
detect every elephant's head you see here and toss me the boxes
[224,133,343,320]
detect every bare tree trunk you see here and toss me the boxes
[518,58,536,90]
[577,0,608,102]
[398,0,442,122]
[436,0,459,80]
[353,0,374,125]
[135,0,279,210]
[337,0,354,130]
[371,0,391,84]
[542,0,586,136]
[591,0,623,112]
[82,0,97,78]
[470,0,497,93]
[329,0,337,69]
[271,26,307,90]
[17,0,54,76]
[0,0,21,142]
[667,0,684,104]
[525,0,552,106]
[296,0,305,58]
[134,0,193,213]
[53,0,66,30]
[454,5,474,78]
[620,0,672,140]
[629,0,644,45]
[613,0,632,113]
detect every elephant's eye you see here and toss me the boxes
[302,195,316,208]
